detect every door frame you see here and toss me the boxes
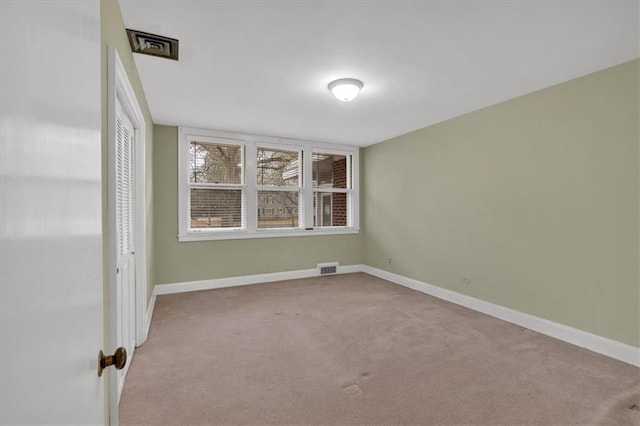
[107,46,148,423]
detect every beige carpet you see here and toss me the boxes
[120,273,640,425]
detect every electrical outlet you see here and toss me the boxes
[387,257,392,265]
[462,277,471,285]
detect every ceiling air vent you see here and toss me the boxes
[126,29,179,61]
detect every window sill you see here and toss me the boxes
[177,227,360,242]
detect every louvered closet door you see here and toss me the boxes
[115,102,137,399]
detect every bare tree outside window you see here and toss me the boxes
[190,142,242,184]
[256,147,300,228]
[189,142,243,229]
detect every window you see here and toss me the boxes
[312,152,350,227]
[179,127,359,241]
[189,141,244,230]
[256,146,301,229]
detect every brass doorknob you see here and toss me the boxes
[98,347,127,377]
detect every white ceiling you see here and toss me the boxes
[119,1,639,147]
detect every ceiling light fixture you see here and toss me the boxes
[328,78,363,102]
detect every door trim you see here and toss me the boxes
[107,46,148,424]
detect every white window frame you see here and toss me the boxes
[185,135,246,232]
[255,142,304,231]
[178,127,359,242]
[310,149,355,230]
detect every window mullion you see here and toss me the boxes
[178,129,190,237]
[346,153,352,228]
[350,152,359,229]
[310,187,348,194]
[303,147,313,228]
[245,142,257,232]
[189,183,244,189]
[257,185,302,192]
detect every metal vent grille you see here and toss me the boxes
[126,29,179,61]
[318,262,338,275]
[320,266,337,275]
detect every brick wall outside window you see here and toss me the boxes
[332,158,347,226]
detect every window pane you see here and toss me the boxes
[190,188,242,228]
[313,192,347,227]
[257,190,299,228]
[256,147,300,186]
[190,142,243,184]
[312,152,348,188]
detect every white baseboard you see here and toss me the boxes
[361,265,640,367]
[149,264,639,367]
[154,264,362,295]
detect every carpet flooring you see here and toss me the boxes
[120,273,640,425]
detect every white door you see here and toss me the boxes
[114,103,138,398]
[0,1,105,424]
[107,46,148,423]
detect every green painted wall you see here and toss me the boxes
[363,60,639,347]
[153,125,362,284]
[101,0,154,305]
